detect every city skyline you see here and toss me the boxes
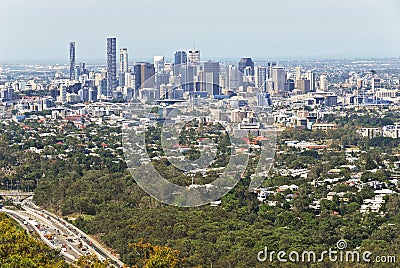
[1,0,400,62]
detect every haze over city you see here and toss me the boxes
[1,0,400,62]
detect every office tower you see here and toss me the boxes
[98,78,108,97]
[69,42,76,80]
[79,62,87,75]
[200,61,220,96]
[120,48,128,73]
[122,87,133,101]
[285,79,295,91]
[243,66,254,78]
[174,51,187,75]
[255,66,267,92]
[79,87,90,102]
[124,72,135,88]
[219,67,228,89]
[295,67,302,81]
[89,88,98,102]
[294,66,301,88]
[160,84,170,99]
[8,87,13,101]
[174,51,187,65]
[155,72,170,88]
[154,56,165,74]
[134,62,155,91]
[188,50,200,65]
[371,78,381,92]
[226,65,241,90]
[271,66,286,92]
[59,85,67,103]
[181,65,195,92]
[267,62,277,79]
[88,70,95,80]
[94,73,106,86]
[320,75,328,91]
[172,51,195,91]
[297,79,311,93]
[306,70,315,91]
[107,37,117,98]
[238,58,254,75]
[1,86,13,101]
[164,62,174,73]
[119,48,129,87]
[267,79,274,92]
[76,65,81,78]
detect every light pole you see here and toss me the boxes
[191,172,195,186]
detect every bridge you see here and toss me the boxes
[0,191,34,201]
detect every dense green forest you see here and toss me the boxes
[0,212,67,267]
[34,168,400,267]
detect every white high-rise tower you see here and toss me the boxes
[320,75,328,91]
[119,48,129,73]
[188,50,200,65]
[154,56,165,73]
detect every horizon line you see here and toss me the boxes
[1,54,400,65]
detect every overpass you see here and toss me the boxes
[0,191,34,202]
[0,190,35,197]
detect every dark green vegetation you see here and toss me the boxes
[1,112,400,267]
[0,213,67,267]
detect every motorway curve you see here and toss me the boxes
[2,198,125,267]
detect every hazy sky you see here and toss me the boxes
[1,0,400,63]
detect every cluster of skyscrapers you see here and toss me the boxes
[66,37,323,104]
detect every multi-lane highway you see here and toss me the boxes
[2,198,125,267]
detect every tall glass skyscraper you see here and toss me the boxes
[200,61,220,96]
[107,37,117,98]
[174,51,187,66]
[238,58,254,76]
[69,42,76,80]
[174,51,187,75]
[134,62,155,91]
[255,66,267,92]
